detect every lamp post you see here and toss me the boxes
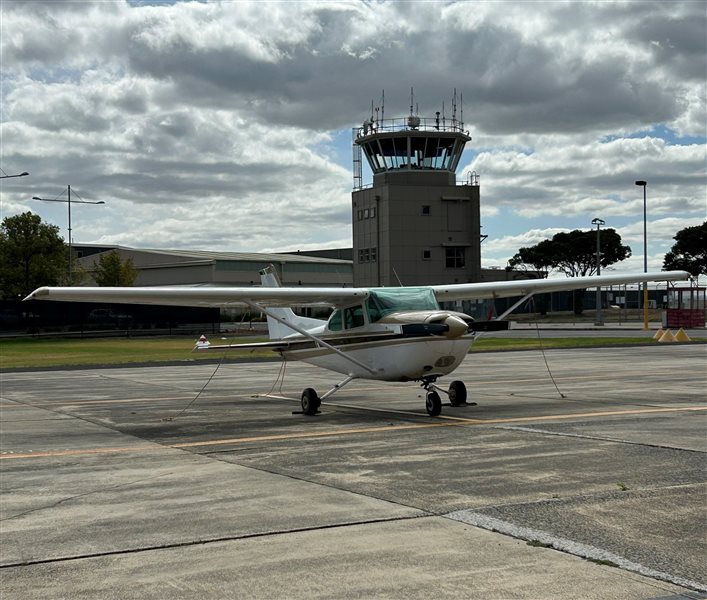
[0,171,29,179]
[635,180,648,329]
[592,218,605,326]
[32,185,105,282]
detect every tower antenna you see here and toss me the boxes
[452,88,457,127]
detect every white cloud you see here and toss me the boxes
[0,0,704,265]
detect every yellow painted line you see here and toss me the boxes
[1,405,705,461]
[434,405,707,424]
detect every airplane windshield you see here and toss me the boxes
[366,287,439,322]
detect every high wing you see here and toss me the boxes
[24,285,369,308]
[24,270,689,308]
[431,271,690,302]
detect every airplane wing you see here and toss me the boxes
[431,270,690,301]
[24,270,689,307]
[24,285,370,308]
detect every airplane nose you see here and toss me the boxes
[443,315,468,339]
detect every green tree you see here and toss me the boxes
[507,229,632,314]
[662,221,706,277]
[0,212,67,299]
[93,250,138,286]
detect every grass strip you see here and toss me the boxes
[0,336,272,369]
[2,335,701,370]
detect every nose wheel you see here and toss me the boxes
[421,378,471,416]
[425,390,442,416]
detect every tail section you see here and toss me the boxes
[259,265,326,339]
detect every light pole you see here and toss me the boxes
[635,180,648,329]
[592,218,605,326]
[32,185,105,282]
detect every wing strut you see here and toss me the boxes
[243,301,378,376]
[494,291,535,321]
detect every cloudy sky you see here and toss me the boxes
[1,0,705,274]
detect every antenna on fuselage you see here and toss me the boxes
[392,267,403,287]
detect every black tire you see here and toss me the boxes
[448,380,467,406]
[301,388,320,416]
[425,391,442,417]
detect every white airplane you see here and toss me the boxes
[25,267,689,417]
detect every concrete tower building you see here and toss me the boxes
[352,94,481,287]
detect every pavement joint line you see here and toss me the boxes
[0,513,428,570]
[444,510,707,594]
[2,405,706,461]
[494,424,707,454]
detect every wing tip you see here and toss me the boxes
[23,287,49,301]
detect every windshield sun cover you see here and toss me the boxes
[367,287,439,322]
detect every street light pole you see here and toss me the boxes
[592,218,605,326]
[635,180,648,329]
[31,185,105,283]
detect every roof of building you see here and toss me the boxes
[74,244,353,265]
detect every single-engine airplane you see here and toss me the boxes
[25,267,689,416]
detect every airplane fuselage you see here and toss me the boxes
[282,335,473,381]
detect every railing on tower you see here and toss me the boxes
[355,116,469,139]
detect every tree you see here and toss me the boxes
[662,221,707,277]
[93,250,138,286]
[0,212,67,299]
[507,229,632,314]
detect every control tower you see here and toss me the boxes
[352,95,481,287]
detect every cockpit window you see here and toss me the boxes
[366,287,439,322]
[328,309,343,331]
[327,305,366,331]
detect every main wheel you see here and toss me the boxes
[448,380,467,406]
[425,391,442,417]
[301,388,320,416]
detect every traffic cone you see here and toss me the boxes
[653,328,664,340]
[658,329,677,343]
[674,328,692,342]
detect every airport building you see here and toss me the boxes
[74,245,353,287]
[351,100,481,287]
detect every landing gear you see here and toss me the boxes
[298,376,356,416]
[448,380,467,406]
[425,391,442,417]
[421,377,473,416]
[301,388,320,416]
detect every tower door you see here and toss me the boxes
[445,200,465,232]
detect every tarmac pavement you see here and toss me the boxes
[1,343,705,599]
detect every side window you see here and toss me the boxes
[328,309,342,331]
[344,305,365,329]
[366,297,382,323]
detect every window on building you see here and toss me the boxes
[363,208,369,218]
[422,205,431,216]
[370,206,376,218]
[370,247,377,262]
[357,210,363,221]
[422,249,431,260]
[445,247,465,269]
[358,249,365,263]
